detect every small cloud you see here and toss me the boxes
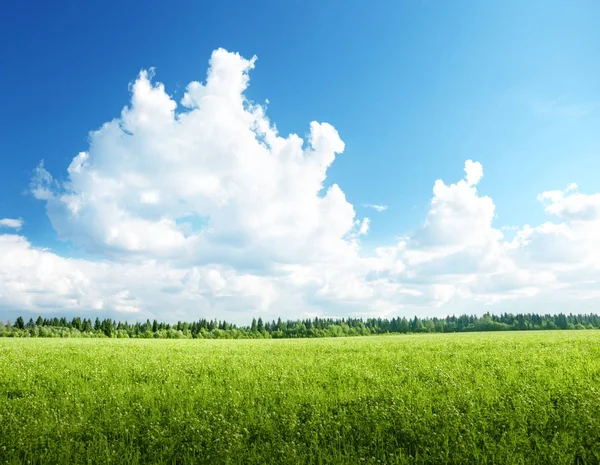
[566,183,578,192]
[0,218,23,231]
[363,203,388,212]
[464,159,483,186]
[29,161,55,200]
[358,218,370,235]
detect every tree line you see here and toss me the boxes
[1,312,600,339]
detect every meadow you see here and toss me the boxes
[1,331,600,464]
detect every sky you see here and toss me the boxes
[1,0,599,324]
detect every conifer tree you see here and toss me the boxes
[14,316,24,330]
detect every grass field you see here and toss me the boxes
[1,331,600,464]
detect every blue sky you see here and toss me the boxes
[1,0,599,323]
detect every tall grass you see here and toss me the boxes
[1,331,599,464]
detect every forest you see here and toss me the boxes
[2,311,599,339]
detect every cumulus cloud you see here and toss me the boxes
[30,49,361,270]
[0,218,23,230]
[2,48,599,322]
[464,159,483,187]
[537,185,600,222]
[409,159,500,254]
[0,234,283,321]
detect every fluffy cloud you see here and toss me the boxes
[3,48,600,322]
[0,234,283,321]
[0,218,23,230]
[31,50,357,270]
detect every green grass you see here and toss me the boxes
[1,331,600,464]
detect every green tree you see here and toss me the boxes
[410,316,423,333]
[557,314,568,330]
[15,316,25,330]
[102,319,113,337]
[424,319,435,333]
[71,317,82,331]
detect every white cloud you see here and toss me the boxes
[0,218,23,230]
[464,159,483,187]
[363,204,388,212]
[0,234,283,321]
[2,48,600,322]
[538,185,600,222]
[30,49,360,269]
[358,218,370,235]
[409,160,500,253]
